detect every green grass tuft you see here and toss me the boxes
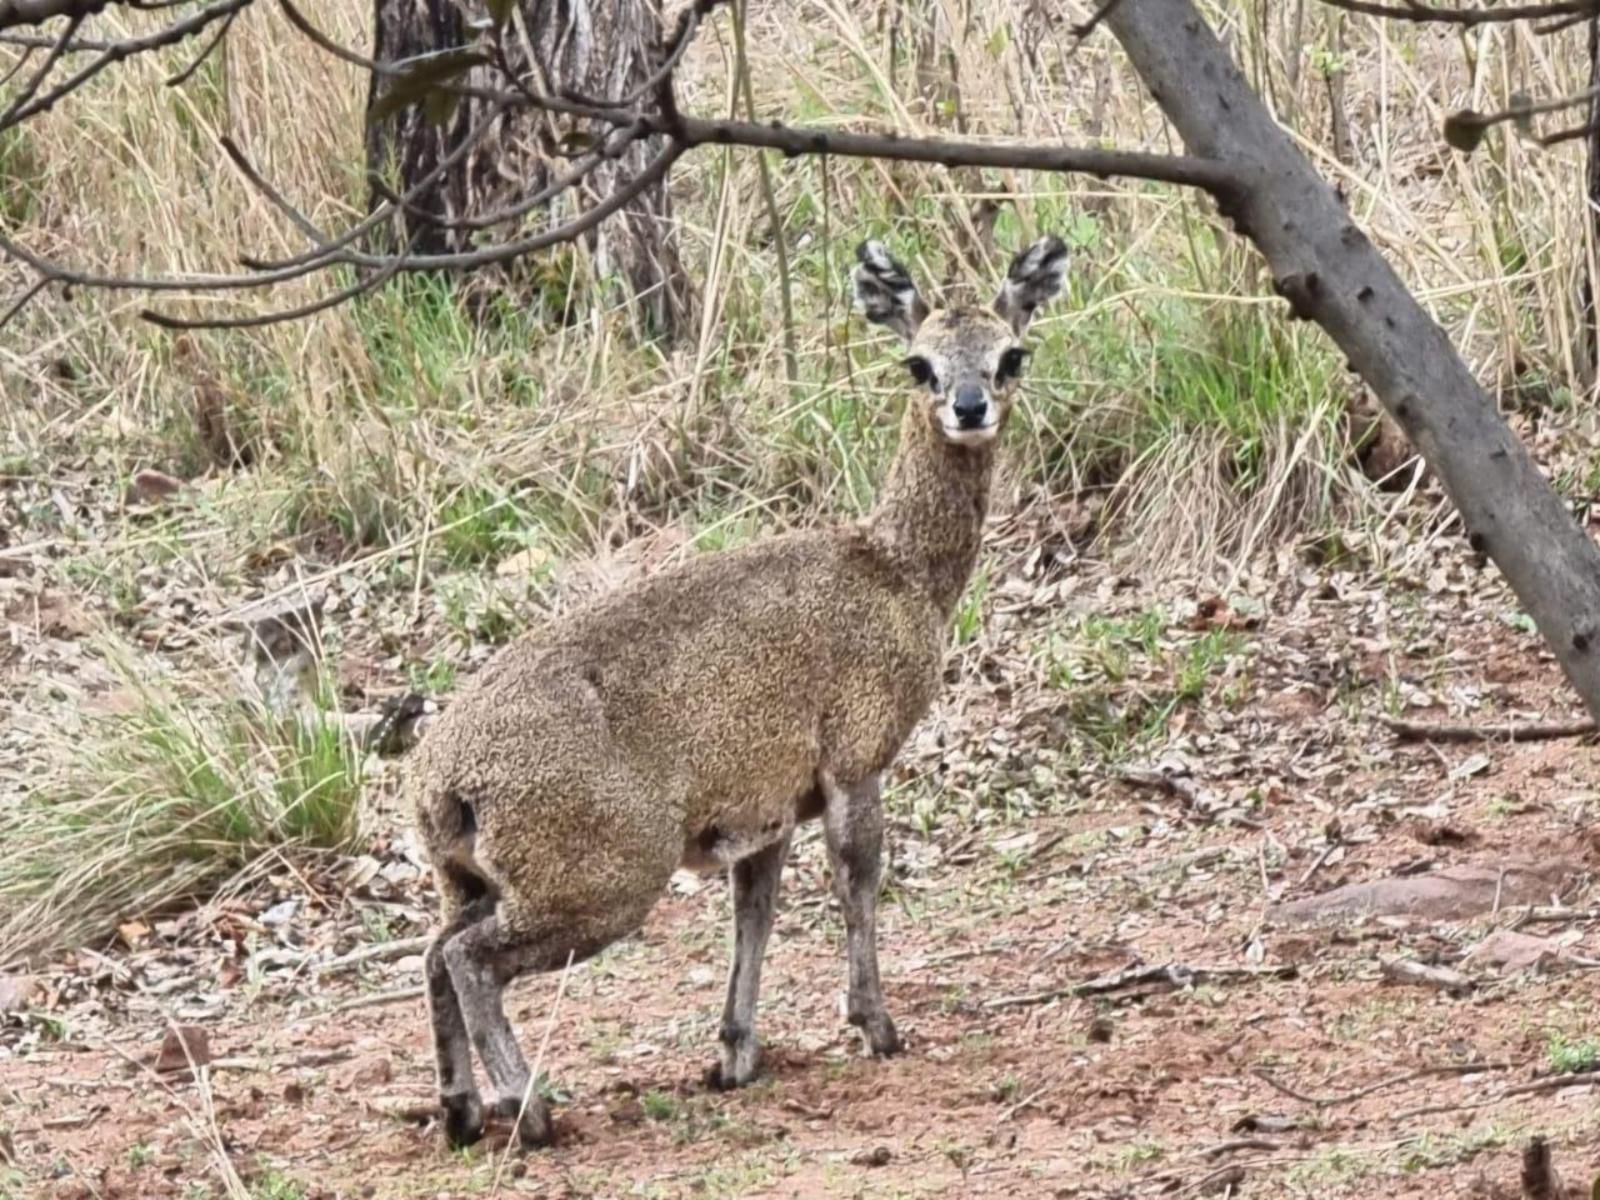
[0,651,364,962]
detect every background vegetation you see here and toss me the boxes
[2,0,1597,949]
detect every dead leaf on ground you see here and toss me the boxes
[154,1025,213,1074]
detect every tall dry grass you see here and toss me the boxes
[2,0,1594,575]
[1,0,1597,956]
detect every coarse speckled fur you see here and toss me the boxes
[408,236,1069,1151]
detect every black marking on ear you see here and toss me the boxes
[851,240,929,341]
[995,235,1069,334]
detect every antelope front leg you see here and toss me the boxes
[709,832,791,1089]
[820,772,900,1057]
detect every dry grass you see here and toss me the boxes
[3,1,1592,569]
[0,641,366,962]
[1,0,1597,950]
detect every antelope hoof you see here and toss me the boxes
[707,1027,762,1090]
[853,1011,901,1058]
[441,1092,485,1149]
[492,1094,555,1150]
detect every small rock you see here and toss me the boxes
[259,899,299,928]
[1463,929,1562,974]
[609,1099,645,1125]
[155,1025,212,1074]
[0,974,40,1014]
[347,1057,394,1089]
[127,468,188,505]
[848,1146,892,1167]
[687,965,717,988]
[1409,819,1478,847]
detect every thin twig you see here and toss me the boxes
[163,6,234,87]
[983,962,1295,1009]
[0,9,74,127]
[493,952,574,1193]
[1314,0,1599,25]
[1,0,250,130]
[1379,714,1597,742]
[1252,1061,1514,1108]
[331,985,424,1014]
[311,935,430,978]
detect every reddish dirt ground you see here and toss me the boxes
[7,539,1600,1199]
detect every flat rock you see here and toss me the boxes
[1463,929,1564,973]
[344,1056,394,1089]
[154,1024,213,1074]
[1270,861,1578,925]
[0,974,40,1013]
[127,468,188,504]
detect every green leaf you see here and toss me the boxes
[1592,1173,1600,1200]
[1508,90,1534,137]
[422,86,461,128]
[367,47,489,125]
[557,129,596,155]
[486,0,517,28]
[1442,110,1488,155]
[985,22,1010,57]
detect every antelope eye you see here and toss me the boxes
[995,347,1029,384]
[905,356,937,389]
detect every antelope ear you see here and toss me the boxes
[851,241,930,345]
[993,236,1068,335]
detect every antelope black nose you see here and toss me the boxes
[952,385,987,429]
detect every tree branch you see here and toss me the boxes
[0,10,79,127]
[0,0,108,31]
[672,116,1246,196]
[0,0,250,131]
[0,0,1244,331]
[1315,0,1599,25]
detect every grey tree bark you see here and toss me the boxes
[1581,13,1600,379]
[1107,0,1600,721]
[365,0,690,336]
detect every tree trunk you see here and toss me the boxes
[1106,0,1600,722]
[1581,13,1600,384]
[365,0,690,337]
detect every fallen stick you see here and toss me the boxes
[983,962,1296,1010]
[332,985,424,1014]
[1387,1071,1600,1123]
[1378,715,1596,743]
[367,1095,440,1124]
[1379,957,1473,996]
[1252,1061,1514,1109]
[312,935,430,978]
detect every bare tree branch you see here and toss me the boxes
[1315,0,1599,25]
[0,0,1242,329]
[0,0,249,131]
[142,245,410,329]
[0,0,110,32]
[372,119,644,233]
[163,2,232,86]
[0,10,78,127]
[1071,0,1129,40]
[670,116,1245,195]
[241,98,516,270]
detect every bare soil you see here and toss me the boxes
[7,515,1600,1199]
